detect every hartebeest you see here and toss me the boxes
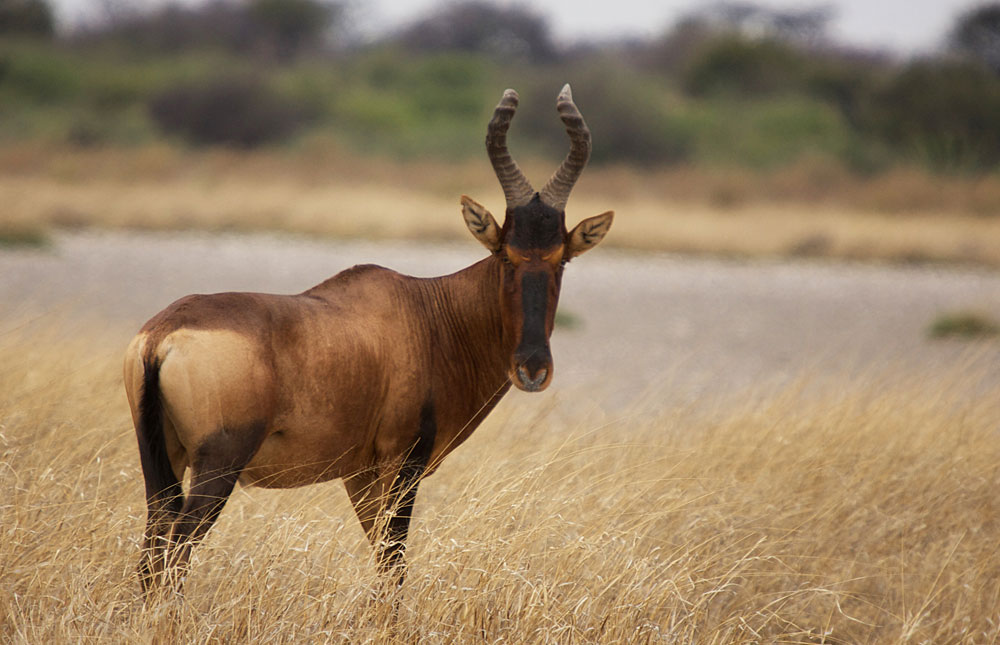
[124,85,613,595]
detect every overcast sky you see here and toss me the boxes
[52,0,983,55]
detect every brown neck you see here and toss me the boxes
[426,254,512,386]
[412,255,514,444]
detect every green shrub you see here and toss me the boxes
[396,54,492,120]
[0,223,49,247]
[554,309,581,329]
[672,95,850,168]
[320,51,496,158]
[929,311,1000,339]
[333,87,418,136]
[0,43,82,101]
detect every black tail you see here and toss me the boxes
[136,358,181,504]
[135,357,184,593]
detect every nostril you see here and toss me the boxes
[516,366,548,389]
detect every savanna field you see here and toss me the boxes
[5,2,1000,640]
[2,321,999,643]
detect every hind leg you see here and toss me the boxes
[160,424,265,591]
[136,418,186,596]
[139,482,184,595]
[161,464,239,587]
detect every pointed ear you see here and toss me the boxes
[461,195,501,252]
[566,211,613,258]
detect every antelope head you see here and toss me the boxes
[462,85,614,392]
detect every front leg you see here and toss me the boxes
[344,452,429,586]
[344,398,437,586]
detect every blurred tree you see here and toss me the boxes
[641,2,834,83]
[683,36,808,96]
[248,0,340,61]
[769,6,833,46]
[864,59,1000,170]
[0,0,54,38]
[950,3,1000,75]
[696,2,833,47]
[81,1,252,54]
[638,17,716,76]
[74,0,343,61]
[392,2,556,63]
[804,55,879,131]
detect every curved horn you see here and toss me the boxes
[539,84,591,211]
[486,89,535,208]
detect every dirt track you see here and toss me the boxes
[3,230,1000,408]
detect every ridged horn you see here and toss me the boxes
[486,89,535,209]
[539,84,591,212]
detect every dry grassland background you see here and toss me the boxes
[4,144,1000,267]
[1,326,999,643]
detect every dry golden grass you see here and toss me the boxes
[4,142,1000,266]
[2,321,999,643]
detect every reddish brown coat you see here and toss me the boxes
[125,85,613,597]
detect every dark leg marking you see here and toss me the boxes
[378,396,437,583]
[160,421,267,591]
[163,465,240,577]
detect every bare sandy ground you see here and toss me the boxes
[2,230,999,409]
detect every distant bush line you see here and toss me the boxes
[3,0,1000,175]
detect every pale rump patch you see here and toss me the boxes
[156,329,274,456]
[148,329,371,488]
